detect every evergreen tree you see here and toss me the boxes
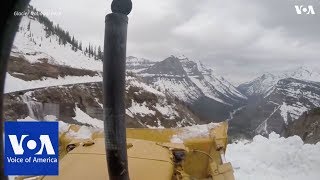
[79,42,82,51]
[88,44,90,56]
[94,46,97,59]
[27,21,31,31]
[71,36,75,50]
[98,46,102,60]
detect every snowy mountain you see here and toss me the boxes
[238,66,320,97]
[137,55,247,121]
[4,6,201,128]
[140,55,246,104]
[126,56,155,73]
[230,67,320,138]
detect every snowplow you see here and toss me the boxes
[15,121,234,180]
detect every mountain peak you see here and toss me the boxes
[260,72,276,80]
[141,56,186,76]
[239,65,320,97]
[173,54,188,60]
[283,66,319,81]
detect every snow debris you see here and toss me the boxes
[170,135,184,143]
[170,123,220,143]
[67,126,95,140]
[227,132,320,180]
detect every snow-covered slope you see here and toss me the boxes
[140,55,247,105]
[227,132,320,180]
[4,7,201,128]
[4,74,201,128]
[12,15,102,71]
[180,56,247,104]
[238,66,320,96]
[126,56,155,73]
[230,77,320,138]
[265,78,320,124]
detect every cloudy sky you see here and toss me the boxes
[30,0,320,85]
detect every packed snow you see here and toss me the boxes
[227,132,320,180]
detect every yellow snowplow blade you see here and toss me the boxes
[18,121,234,180]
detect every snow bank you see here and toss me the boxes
[226,132,320,180]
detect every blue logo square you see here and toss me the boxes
[4,122,59,175]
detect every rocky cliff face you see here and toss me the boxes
[4,73,202,128]
[4,7,201,128]
[238,67,320,97]
[286,108,320,144]
[230,75,320,138]
[138,55,247,121]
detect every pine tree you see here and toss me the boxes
[27,21,31,31]
[71,36,75,50]
[94,46,97,59]
[98,46,102,60]
[75,40,78,52]
[88,44,90,56]
[79,42,82,51]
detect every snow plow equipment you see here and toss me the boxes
[14,121,235,180]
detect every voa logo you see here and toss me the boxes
[295,5,316,15]
[8,134,55,155]
[5,122,59,175]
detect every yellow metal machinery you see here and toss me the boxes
[17,121,234,180]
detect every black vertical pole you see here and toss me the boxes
[103,0,132,179]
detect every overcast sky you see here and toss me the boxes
[30,0,320,85]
